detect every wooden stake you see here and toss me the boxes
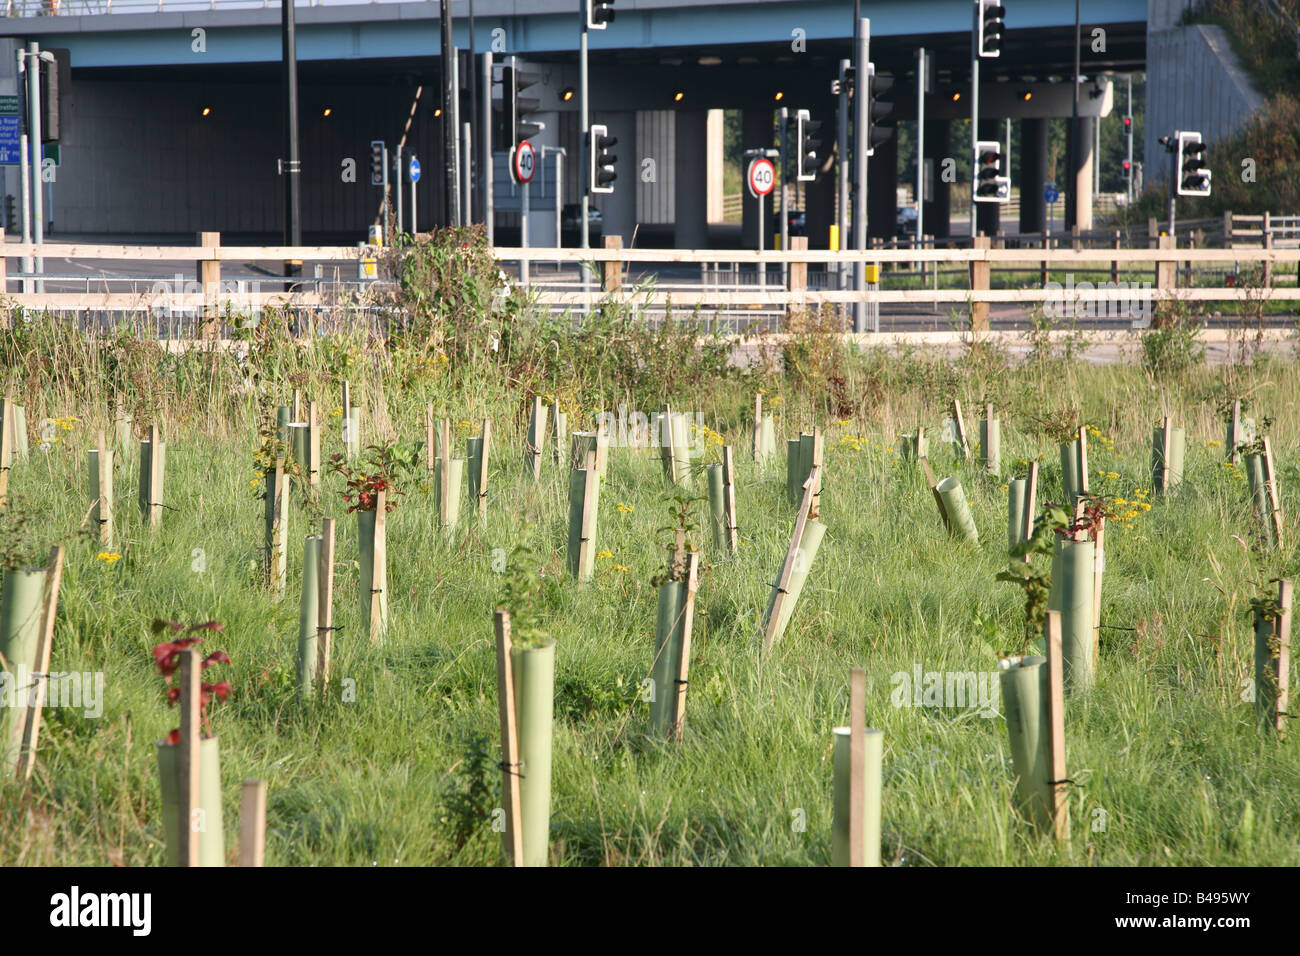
[810,426,824,510]
[267,457,288,594]
[425,403,436,471]
[147,424,164,530]
[307,401,321,489]
[0,398,12,508]
[238,779,267,867]
[16,546,64,781]
[1230,399,1241,466]
[178,647,202,867]
[528,397,545,481]
[439,417,452,528]
[477,419,491,519]
[1021,460,1039,561]
[96,429,113,548]
[671,552,701,741]
[1077,425,1089,496]
[291,388,301,423]
[1045,610,1069,842]
[952,399,971,460]
[1159,415,1172,494]
[317,516,335,692]
[763,464,819,649]
[493,609,525,867]
[752,393,762,462]
[721,445,739,552]
[370,490,387,644]
[921,457,949,530]
[1268,580,1293,737]
[577,447,599,580]
[848,666,866,867]
[1092,515,1105,662]
[1262,437,1284,550]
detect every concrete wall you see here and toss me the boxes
[1145,18,1264,185]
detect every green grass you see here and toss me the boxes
[3,350,1298,867]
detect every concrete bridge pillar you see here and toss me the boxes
[674,109,709,249]
[1018,117,1048,234]
[596,110,637,245]
[923,118,951,240]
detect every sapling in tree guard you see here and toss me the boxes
[1251,579,1293,736]
[762,465,827,648]
[151,620,231,867]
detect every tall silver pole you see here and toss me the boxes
[853,19,869,333]
[837,58,850,292]
[411,155,418,235]
[483,51,494,244]
[463,121,473,225]
[18,130,31,290]
[521,179,530,286]
[394,143,404,235]
[970,49,979,243]
[555,150,563,267]
[916,48,925,259]
[1093,109,1100,197]
[579,13,591,309]
[450,46,461,227]
[27,43,43,288]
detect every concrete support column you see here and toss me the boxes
[1018,117,1048,234]
[923,118,951,240]
[741,108,774,249]
[1066,115,1094,232]
[867,130,897,241]
[974,118,1001,238]
[674,109,709,249]
[597,110,637,245]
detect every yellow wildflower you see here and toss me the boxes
[596,549,614,560]
[1205,439,1222,447]
[616,502,634,514]
[96,552,122,564]
[1104,471,1119,481]
[611,564,629,573]
[331,407,343,418]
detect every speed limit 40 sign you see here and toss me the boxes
[513,140,537,185]
[747,157,775,198]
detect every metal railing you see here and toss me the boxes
[3,0,398,16]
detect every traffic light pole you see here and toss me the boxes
[1126,75,1134,205]
[441,0,460,228]
[579,9,591,308]
[969,34,979,245]
[282,0,302,275]
[853,19,869,333]
[915,47,925,263]
[836,58,849,292]
[779,106,788,285]
[27,42,43,289]
[483,51,494,244]
[394,144,404,235]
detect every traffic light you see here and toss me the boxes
[1175,130,1211,196]
[1122,159,1132,178]
[496,57,547,173]
[586,0,615,29]
[369,140,385,187]
[4,194,13,231]
[977,0,1007,58]
[795,109,824,182]
[589,123,617,194]
[865,63,895,156]
[1122,115,1132,134]
[973,140,1009,203]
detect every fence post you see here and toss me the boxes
[1111,230,1120,284]
[1156,234,1176,296]
[1262,211,1273,288]
[602,234,623,292]
[1040,230,1050,287]
[1223,210,1234,248]
[1071,224,1081,252]
[969,233,990,332]
[197,231,221,340]
[1147,217,1158,249]
[788,236,808,323]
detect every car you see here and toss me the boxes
[561,203,602,241]
[896,206,918,237]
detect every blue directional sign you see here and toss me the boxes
[408,157,421,184]
[1044,183,1059,204]
[0,96,20,166]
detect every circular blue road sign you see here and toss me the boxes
[1044,183,1059,204]
[409,158,421,184]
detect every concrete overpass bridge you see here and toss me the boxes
[0,1,1157,244]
